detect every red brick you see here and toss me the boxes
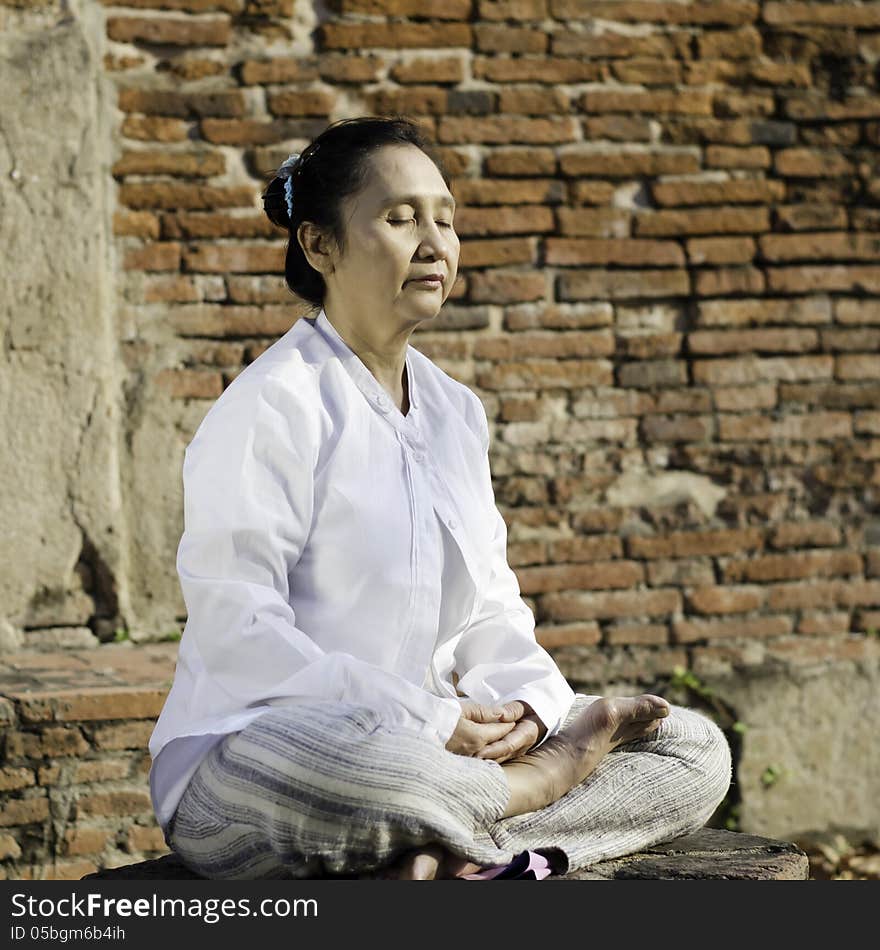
[713,383,778,411]
[776,204,848,231]
[548,536,623,562]
[266,89,337,117]
[618,359,689,388]
[555,2,759,25]
[836,299,880,325]
[546,238,684,267]
[155,368,224,399]
[695,267,765,297]
[113,211,160,240]
[0,833,21,860]
[123,242,181,272]
[474,22,549,54]
[560,150,700,178]
[760,232,880,262]
[107,15,230,46]
[560,269,690,300]
[822,329,880,352]
[723,550,862,583]
[605,622,669,646]
[6,727,89,759]
[455,205,555,236]
[653,179,784,206]
[76,790,153,819]
[121,115,188,142]
[93,721,155,751]
[535,622,601,649]
[690,328,817,355]
[646,558,715,588]
[523,561,644,594]
[774,148,854,177]
[555,208,629,238]
[31,859,98,881]
[240,57,316,84]
[583,116,652,142]
[541,588,681,622]
[687,586,766,614]
[72,759,133,784]
[769,521,842,549]
[636,207,770,237]
[580,89,712,116]
[687,237,755,265]
[693,355,833,386]
[126,824,167,853]
[476,359,612,390]
[10,688,168,723]
[764,2,880,26]
[63,827,112,857]
[673,615,793,643]
[469,269,548,304]
[184,244,283,274]
[0,794,49,828]
[119,182,254,211]
[706,146,770,169]
[698,296,830,327]
[474,55,603,83]
[474,331,613,361]
[610,58,682,85]
[641,414,713,442]
[720,411,852,442]
[837,354,880,380]
[142,276,201,303]
[322,21,472,49]
[769,266,880,293]
[626,528,762,559]
[0,767,36,792]
[618,333,683,360]
[797,612,851,636]
[113,150,225,178]
[835,580,880,608]
[438,115,579,145]
[388,55,464,84]
[172,305,302,338]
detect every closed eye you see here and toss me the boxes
[389,219,454,228]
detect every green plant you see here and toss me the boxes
[669,665,715,701]
[731,720,747,735]
[159,628,182,642]
[113,627,130,643]
[761,764,784,788]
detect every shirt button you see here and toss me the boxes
[413,452,425,463]
[447,518,457,531]
[375,393,390,413]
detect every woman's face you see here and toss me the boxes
[306,144,460,333]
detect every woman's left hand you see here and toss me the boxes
[474,701,547,763]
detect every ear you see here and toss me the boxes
[297,221,336,276]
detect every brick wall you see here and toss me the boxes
[3,0,880,874]
[109,0,880,657]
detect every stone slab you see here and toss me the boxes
[83,828,809,881]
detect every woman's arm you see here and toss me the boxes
[172,375,462,747]
[451,394,575,750]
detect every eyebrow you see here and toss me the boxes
[383,193,456,210]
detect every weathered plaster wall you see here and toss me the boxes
[0,4,129,649]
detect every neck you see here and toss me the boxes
[322,305,411,400]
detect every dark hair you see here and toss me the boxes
[262,115,451,311]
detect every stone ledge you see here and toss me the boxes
[83,828,809,881]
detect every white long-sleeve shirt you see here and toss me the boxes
[148,307,575,831]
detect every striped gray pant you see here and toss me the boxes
[168,694,732,879]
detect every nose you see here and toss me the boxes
[415,219,455,264]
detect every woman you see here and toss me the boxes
[148,115,732,880]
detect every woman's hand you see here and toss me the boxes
[475,701,547,764]
[444,700,519,757]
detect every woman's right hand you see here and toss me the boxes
[444,700,518,757]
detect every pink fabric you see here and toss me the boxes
[461,850,552,880]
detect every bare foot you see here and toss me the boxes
[378,843,483,880]
[500,694,670,818]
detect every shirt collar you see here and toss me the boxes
[312,307,420,425]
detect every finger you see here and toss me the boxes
[460,701,506,724]
[496,701,526,722]
[470,720,519,743]
[476,722,537,761]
